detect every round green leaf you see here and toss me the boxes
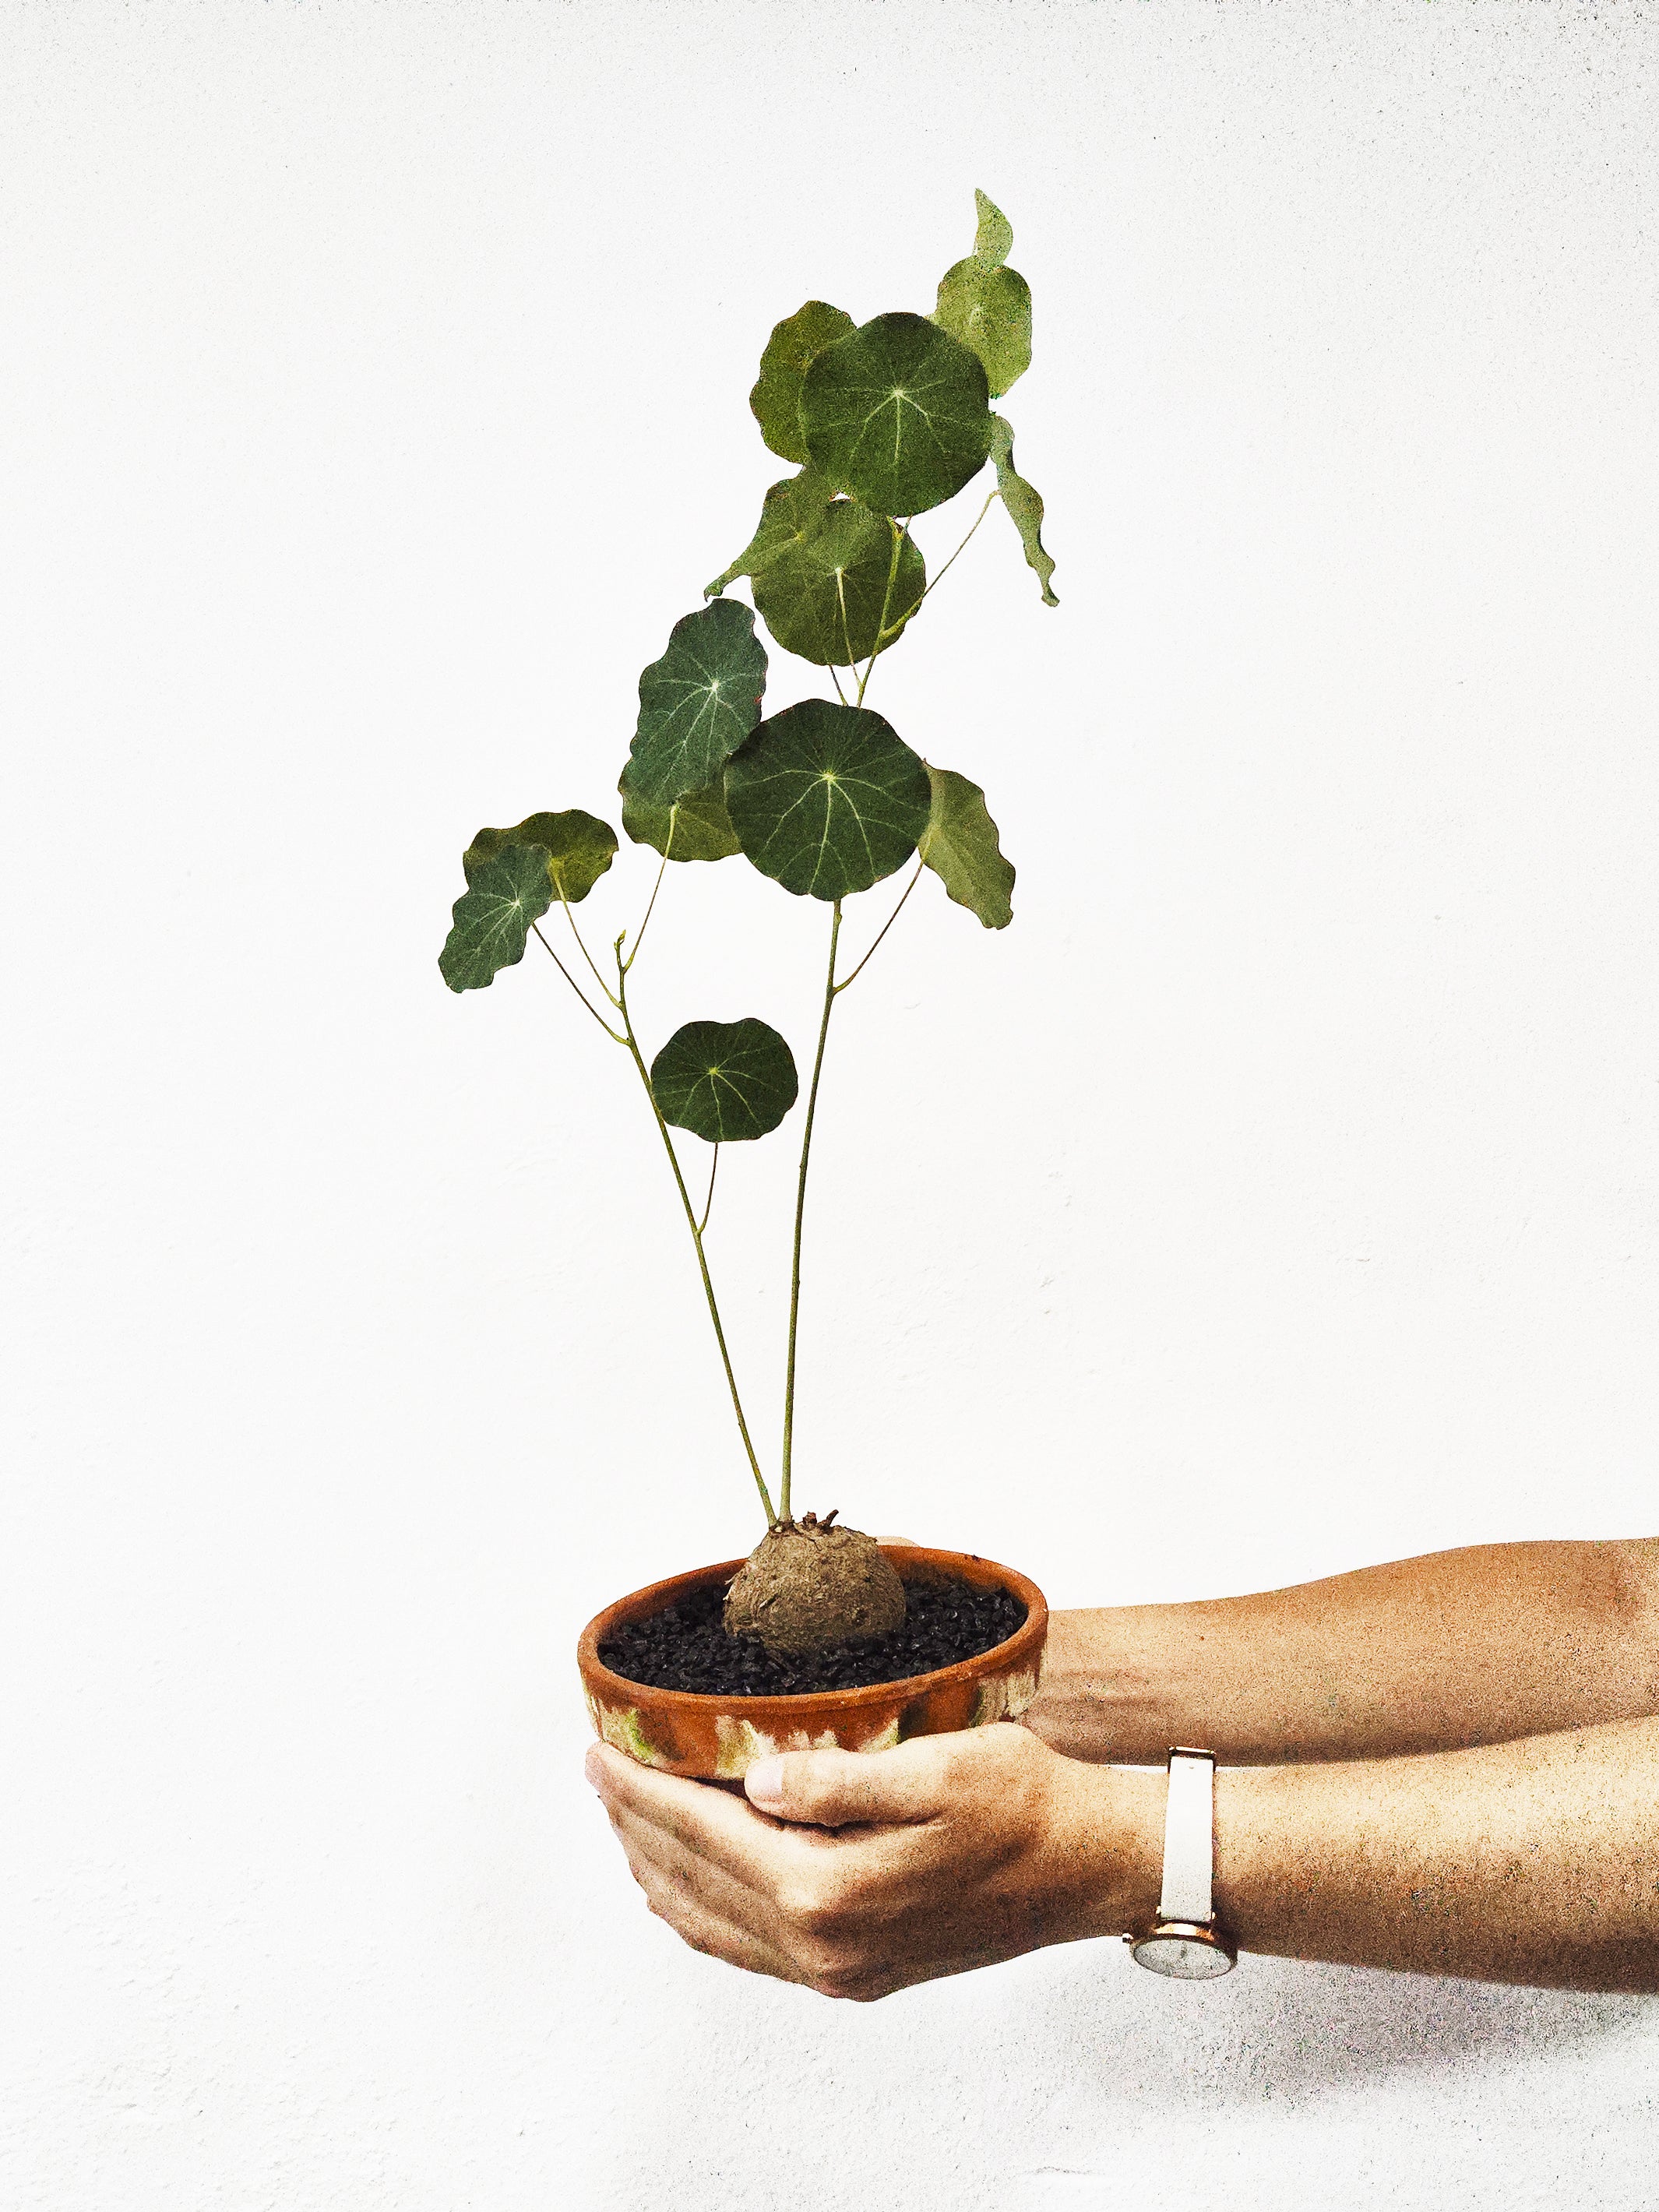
[933,260,1032,400]
[439,842,555,993]
[800,312,993,519]
[724,699,932,901]
[651,1017,799,1143]
[750,302,856,464]
[752,501,925,667]
[625,600,768,808]
[618,773,741,864]
[918,763,1015,928]
[464,809,617,903]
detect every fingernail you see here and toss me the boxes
[745,1754,785,1809]
[583,1745,606,1790]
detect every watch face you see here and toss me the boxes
[1131,1931,1235,1980]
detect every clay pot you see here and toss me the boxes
[578,1543,1048,1779]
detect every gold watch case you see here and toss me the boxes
[1125,1919,1238,1979]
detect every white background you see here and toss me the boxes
[5,3,1658,2206]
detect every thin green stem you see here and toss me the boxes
[919,489,997,604]
[855,520,911,706]
[616,958,776,1527]
[829,662,849,705]
[696,1142,720,1235]
[558,888,622,1008]
[836,567,858,673]
[780,898,843,1523]
[834,860,923,995]
[532,921,627,1042]
[621,851,670,974]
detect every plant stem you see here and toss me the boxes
[696,1142,720,1235]
[621,851,670,974]
[779,897,842,1523]
[834,860,924,996]
[918,489,997,604]
[836,567,858,673]
[616,956,777,1527]
[558,889,622,1007]
[532,921,627,1042]
[855,520,911,707]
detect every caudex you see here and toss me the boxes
[440,192,1057,1655]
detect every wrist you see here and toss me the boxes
[1047,1753,1165,1941]
[1026,1609,1202,1766]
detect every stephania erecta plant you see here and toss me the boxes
[440,191,1057,1656]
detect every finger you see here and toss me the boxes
[622,1837,805,1986]
[607,1800,780,1934]
[875,1534,919,1545]
[745,1736,959,1827]
[586,1742,803,1888]
[611,1802,908,2000]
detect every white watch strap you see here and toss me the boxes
[1157,1749,1216,1925]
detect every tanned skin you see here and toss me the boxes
[587,1538,1659,1999]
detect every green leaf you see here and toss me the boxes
[439,842,555,993]
[624,600,768,808]
[706,468,925,666]
[990,414,1058,607]
[463,809,618,903]
[750,302,856,464]
[651,1017,799,1143]
[724,698,932,901]
[618,773,741,864]
[933,261,1031,399]
[970,188,1015,268]
[932,189,1032,400]
[705,467,836,599]
[918,764,1015,929]
[800,312,993,519]
[753,502,926,667]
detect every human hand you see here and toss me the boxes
[585,1723,1161,2001]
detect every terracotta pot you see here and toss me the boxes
[578,1543,1048,1779]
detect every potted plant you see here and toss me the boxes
[440,193,1058,1777]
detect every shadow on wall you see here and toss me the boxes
[1023,1946,1649,2106]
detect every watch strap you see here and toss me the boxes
[1157,1749,1216,1925]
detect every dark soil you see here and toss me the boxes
[598,1573,1027,1697]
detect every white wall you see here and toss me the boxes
[5,4,1657,2206]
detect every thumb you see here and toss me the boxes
[744,1738,951,1828]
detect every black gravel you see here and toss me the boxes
[598,1574,1027,1696]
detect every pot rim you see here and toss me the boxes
[576,1543,1047,1716]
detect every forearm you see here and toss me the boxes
[590,1712,1659,2002]
[1027,1540,1659,1764]
[1209,1716,1659,1990]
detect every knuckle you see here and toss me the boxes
[788,1763,845,1826]
[933,1731,988,1784]
[780,1869,852,1941]
[807,1956,882,2002]
[977,1718,1039,1770]
[776,1877,829,1936]
[790,1911,886,2000]
[916,1733,963,1779]
[1008,1718,1051,1769]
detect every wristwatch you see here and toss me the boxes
[1125,1748,1238,1978]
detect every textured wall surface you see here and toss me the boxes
[5,4,1658,2206]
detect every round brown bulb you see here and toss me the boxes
[723,1514,906,1656]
